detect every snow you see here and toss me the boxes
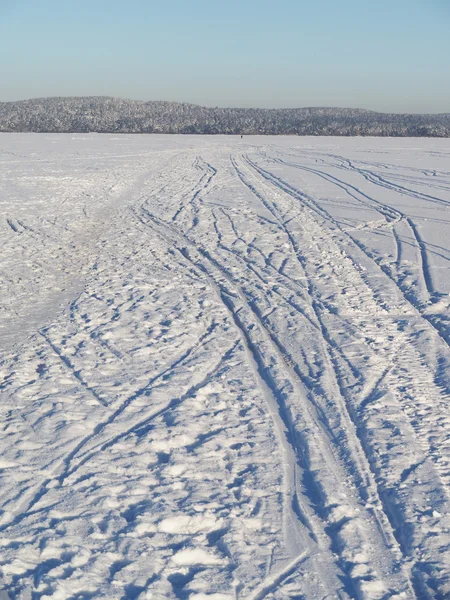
[1,134,450,599]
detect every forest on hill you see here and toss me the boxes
[1,96,449,136]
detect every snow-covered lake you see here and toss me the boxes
[1,134,450,599]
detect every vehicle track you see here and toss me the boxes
[3,137,450,600]
[240,151,450,598]
[249,152,450,366]
[135,169,416,598]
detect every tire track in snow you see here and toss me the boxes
[3,138,450,599]
[39,330,109,408]
[246,551,310,600]
[67,338,241,486]
[250,152,450,361]
[233,154,414,566]
[135,197,413,598]
[56,317,221,475]
[241,151,450,598]
[136,222,348,598]
[0,313,221,534]
[259,150,450,398]
[263,154,434,303]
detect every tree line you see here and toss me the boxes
[1,97,449,136]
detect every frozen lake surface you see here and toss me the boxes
[1,134,450,599]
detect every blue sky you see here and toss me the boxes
[0,0,449,112]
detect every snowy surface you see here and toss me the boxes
[1,134,450,599]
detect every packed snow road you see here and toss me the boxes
[1,134,450,600]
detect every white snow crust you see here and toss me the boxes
[1,134,450,599]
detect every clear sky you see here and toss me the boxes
[0,0,449,112]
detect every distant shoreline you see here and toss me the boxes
[1,97,449,137]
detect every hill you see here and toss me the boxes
[0,96,449,136]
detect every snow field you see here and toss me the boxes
[1,134,450,599]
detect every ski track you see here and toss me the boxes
[1,134,450,600]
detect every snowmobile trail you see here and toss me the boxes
[1,134,450,600]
